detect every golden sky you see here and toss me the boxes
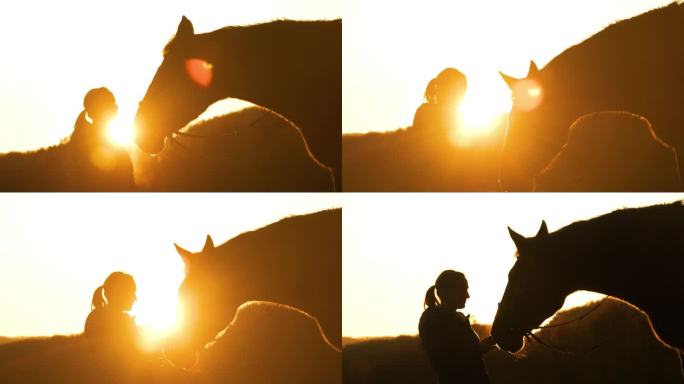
[0,194,341,339]
[0,0,340,153]
[342,193,683,337]
[343,0,675,134]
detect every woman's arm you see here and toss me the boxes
[478,335,498,353]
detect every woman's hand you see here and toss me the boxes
[478,335,498,352]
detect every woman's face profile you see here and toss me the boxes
[106,283,137,311]
[442,279,469,310]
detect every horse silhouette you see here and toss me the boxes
[200,301,340,384]
[535,111,682,191]
[135,107,334,191]
[169,208,341,366]
[135,17,341,189]
[499,3,684,191]
[492,201,684,359]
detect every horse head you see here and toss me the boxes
[491,221,571,352]
[499,60,568,191]
[135,16,220,154]
[166,234,240,367]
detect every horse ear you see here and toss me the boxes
[177,16,195,39]
[202,235,215,252]
[175,243,194,267]
[536,220,549,238]
[499,71,519,90]
[508,227,527,250]
[527,60,539,77]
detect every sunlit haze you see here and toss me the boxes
[343,193,683,338]
[0,194,341,346]
[0,0,340,154]
[343,0,673,136]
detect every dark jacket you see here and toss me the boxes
[419,307,490,384]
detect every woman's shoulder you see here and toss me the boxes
[85,308,133,327]
[419,307,451,329]
[420,308,470,328]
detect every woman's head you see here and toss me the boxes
[424,270,469,310]
[92,271,137,311]
[84,87,118,124]
[432,68,467,107]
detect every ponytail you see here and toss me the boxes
[91,286,106,310]
[424,285,440,309]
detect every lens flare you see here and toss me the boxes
[449,78,511,147]
[512,79,543,112]
[185,58,213,87]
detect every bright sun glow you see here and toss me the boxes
[450,76,512,146]
[106,110,136,147]
[130,267,186,349]
[134,304,182,351]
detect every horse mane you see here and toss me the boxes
[163,19,341,56]
[551,201,684,242]
[209,208,341,257]
[545,2,683,72]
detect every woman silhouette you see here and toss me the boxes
[412,68,467,135]
[69,87,135,191]
[84,272,142,351]
[72,87,119,146]
[419,270,496,384]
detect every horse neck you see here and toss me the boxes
[545,6,684,142]
[218,248,327,320]
[200,21,341,170]
[561,221,679,316]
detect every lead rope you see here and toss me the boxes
[175,111,269,139]
[520,296,610,356]
[165,112,270,161]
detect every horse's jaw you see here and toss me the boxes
[134,111,168,154]
[491,327,525,353]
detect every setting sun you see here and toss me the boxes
[132,269,185,343]
[133,278,184,350]
[450,75,512,145]
[106,109,136,147]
